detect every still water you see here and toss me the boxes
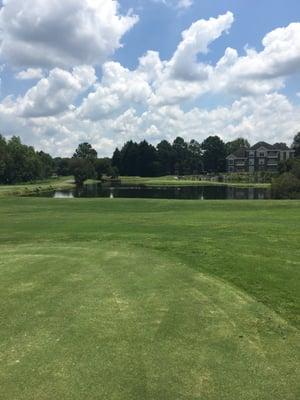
[35,183,271,200]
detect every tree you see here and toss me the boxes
[157,140,174,175]
[94,158,112,180]
[136,140,157,177]
[271,173,300,199]
[188,140,203,174]
[0,135,8,183]
[201,136,226,173]
[37,151,55,178]
[292,132,300,157]
[172,137,189,175]
[73,142,97,160]
[69,158,95,186]
[225,138,250,156]
[54,158,71,176]
[118,141,139,176]
[112,148,121,172]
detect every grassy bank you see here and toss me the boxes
[120,176,271,188]
[0,198,299,399]
[0,177,74,197]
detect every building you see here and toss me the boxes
[226,141,295,173]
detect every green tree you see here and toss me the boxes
[157,140,174,175]
[272,173,300,199]
[69,158,95,186]
[54,158,71,176]
[201,136,226,173]
[0,135,8,183]
[38,151,55,178]
[94,158,112,180]
[188,139,203,174]
[225,138,250,156]
[172,137,189,175]
[112,148,121,172]
[136,140,157,177]
[73,142,97,160]
[292,132,300,157]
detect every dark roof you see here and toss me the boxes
[227,141,292,158]
[227,147,248,159]
[250,141,274,150]
[273,142,289,150]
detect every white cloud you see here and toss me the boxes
[168,12,234,81]
[15,68,44,80]
[211,22,300,96]
[15,66,96,117]
[154,0,193,9]
[0,12,300,156]
[0,0,138,68]
[78,61,152,120]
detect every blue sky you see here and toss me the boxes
[0,0,300,156]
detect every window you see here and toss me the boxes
[228,159,234,165]
[259,159,265,165]
[259,152,265,157]
[249,159,255,166]
[249,151,255,157]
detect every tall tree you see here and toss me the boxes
[69,158,95,186]
[157,140,174,175]
[118,141,139,176]
[201,136,226,173]
[293,132,300,157]
[172,137,189,175]
[73,142,97,160]
[112,148,121,172]
[225,138,250,156]
[188,139,203,174]
[136,140,157,177]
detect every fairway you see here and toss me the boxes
[0,198,299,399]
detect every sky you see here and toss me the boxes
[0,0,300,157]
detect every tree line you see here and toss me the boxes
[111,136,251,177]
[1,132,299,186]
[0,135,54,184]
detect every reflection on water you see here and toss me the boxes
[54,191,74,199]
[34,183,271,200]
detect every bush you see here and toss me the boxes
[69,159,95,186]
[271,172,300,199]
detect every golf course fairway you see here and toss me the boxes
[0,198,299,399]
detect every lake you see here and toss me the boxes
[32,183,271,200]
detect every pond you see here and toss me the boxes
[31,183,271,200]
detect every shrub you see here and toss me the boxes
[271,173,300,199]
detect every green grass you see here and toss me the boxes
[0,177,74,197]
[120,176,271,188]
[0,198,299,399]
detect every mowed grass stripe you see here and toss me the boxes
[0,198,299,399]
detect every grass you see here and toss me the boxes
[0,177,74,197]
[0,198,299,399]
[120,176,271,188]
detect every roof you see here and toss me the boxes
[273,142,289,150]
[226,147,248,159]
[250,141,274,150]
[227,141,293,159]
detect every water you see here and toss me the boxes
[32,183,271,200]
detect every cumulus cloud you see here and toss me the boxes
[0,10,300,156]
[0,92,299,157]
[168,11,234,81]
[0,0,138,68]
[78,61,152,120]
[210,22,300,96]
[15,68,44,80]
[14,66,96,117]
